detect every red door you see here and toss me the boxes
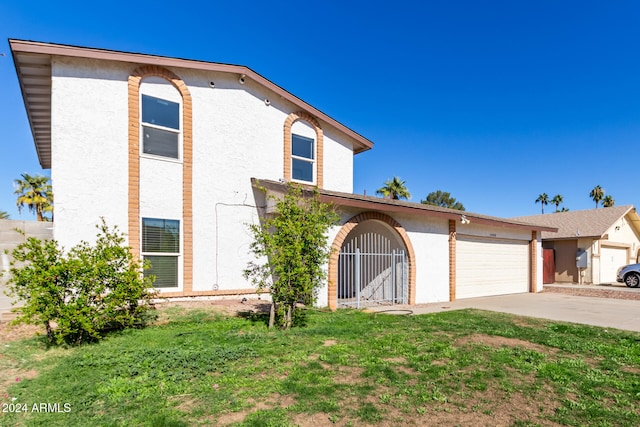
[543,249,555,284]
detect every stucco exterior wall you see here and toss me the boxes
[51,58,130,249]
[50,57,356,295]
[393,213,450,304]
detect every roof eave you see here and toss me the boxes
[253,178,558,233]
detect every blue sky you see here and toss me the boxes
[1,1,639,220]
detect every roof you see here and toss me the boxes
[9,39,374,169]
[512,205,640,240]
[254,178,558,232]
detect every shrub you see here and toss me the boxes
[3,219,157,345]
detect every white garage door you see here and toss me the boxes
[600,246,628,284]
[457,236,529,299]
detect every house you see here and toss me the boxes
[513,206,640,285]
[10,40,555,310]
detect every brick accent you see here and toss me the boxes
[128,65,193,295]
[449,219,456,302]
[530,231,538,293]
[327,212,416,310]
[283,111,324,188]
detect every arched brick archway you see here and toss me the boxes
[327,212,416,309]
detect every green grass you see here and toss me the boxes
[2,307,640,426]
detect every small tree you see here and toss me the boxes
[0,211,9,219]
[4,219,157,345]
[421,190,465,210]
[376,177,411,200]
[14,173,53,221]
[551,194,563,212]
[535,193,549,214]
[244,183,339,329]
[602,195,615,207]
[590,185,604,208]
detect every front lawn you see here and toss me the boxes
[1,306,640,426]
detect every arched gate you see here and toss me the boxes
[337,229,408,308]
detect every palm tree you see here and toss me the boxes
[560,207,570,212]
[14,173,53,221]
[376,177,411,200]
[589,185,604,208]
[551,194,563,212]
[535,193,549,214]
[0,211,9,219]
[602,195,615,207]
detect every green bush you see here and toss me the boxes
[4,219,157,345]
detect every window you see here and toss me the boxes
[141,94,180,159]
[291,133,315,183]
[142,218,180,288]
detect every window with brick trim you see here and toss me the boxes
[140,94,181,159]
[291,133,315,183]
[142,217,180,288]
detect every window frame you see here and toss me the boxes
[290,133,316,184]
[141,217,181,289]
[139,93,183,162]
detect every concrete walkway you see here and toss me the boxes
[369,292,640,333]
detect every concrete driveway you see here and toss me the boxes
[371,293,640,333]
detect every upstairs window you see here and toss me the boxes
[142,218,180,288]
[141,94,180,159]
[291,133,315,183]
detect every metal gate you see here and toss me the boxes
[338,232,408,308]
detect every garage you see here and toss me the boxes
[456,236,529,299]
[600,245,628,284]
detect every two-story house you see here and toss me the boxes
[10,40,554,310]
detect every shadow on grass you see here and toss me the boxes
[237,303,311,328]
[237,303,272,326]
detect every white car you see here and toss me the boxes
[616,263,640,288]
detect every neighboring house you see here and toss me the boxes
[0,220,53,321]
[513,206,640,285]
[11,40,554,310]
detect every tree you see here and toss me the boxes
[14,173,53,221]
[602,195,615,207]
[244,183,339,329]
[376,177,411,200]
[4,219,157,345]
[535,193,549,214]
[551,194,564,212]
[560,207,570,212]
[421,190,465,210]
[590,185,604,208]
[0,211,9,219]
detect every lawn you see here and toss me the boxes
[1,305,640,426]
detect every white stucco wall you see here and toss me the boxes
[393,213,451,304]
[51,58,130,249]
[50,57,357,294]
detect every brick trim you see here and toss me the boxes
[530,231,538,292]
[449,219,456,302]
[128,65,193,294]
[283,111,324,188]
[327,211,416,310]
